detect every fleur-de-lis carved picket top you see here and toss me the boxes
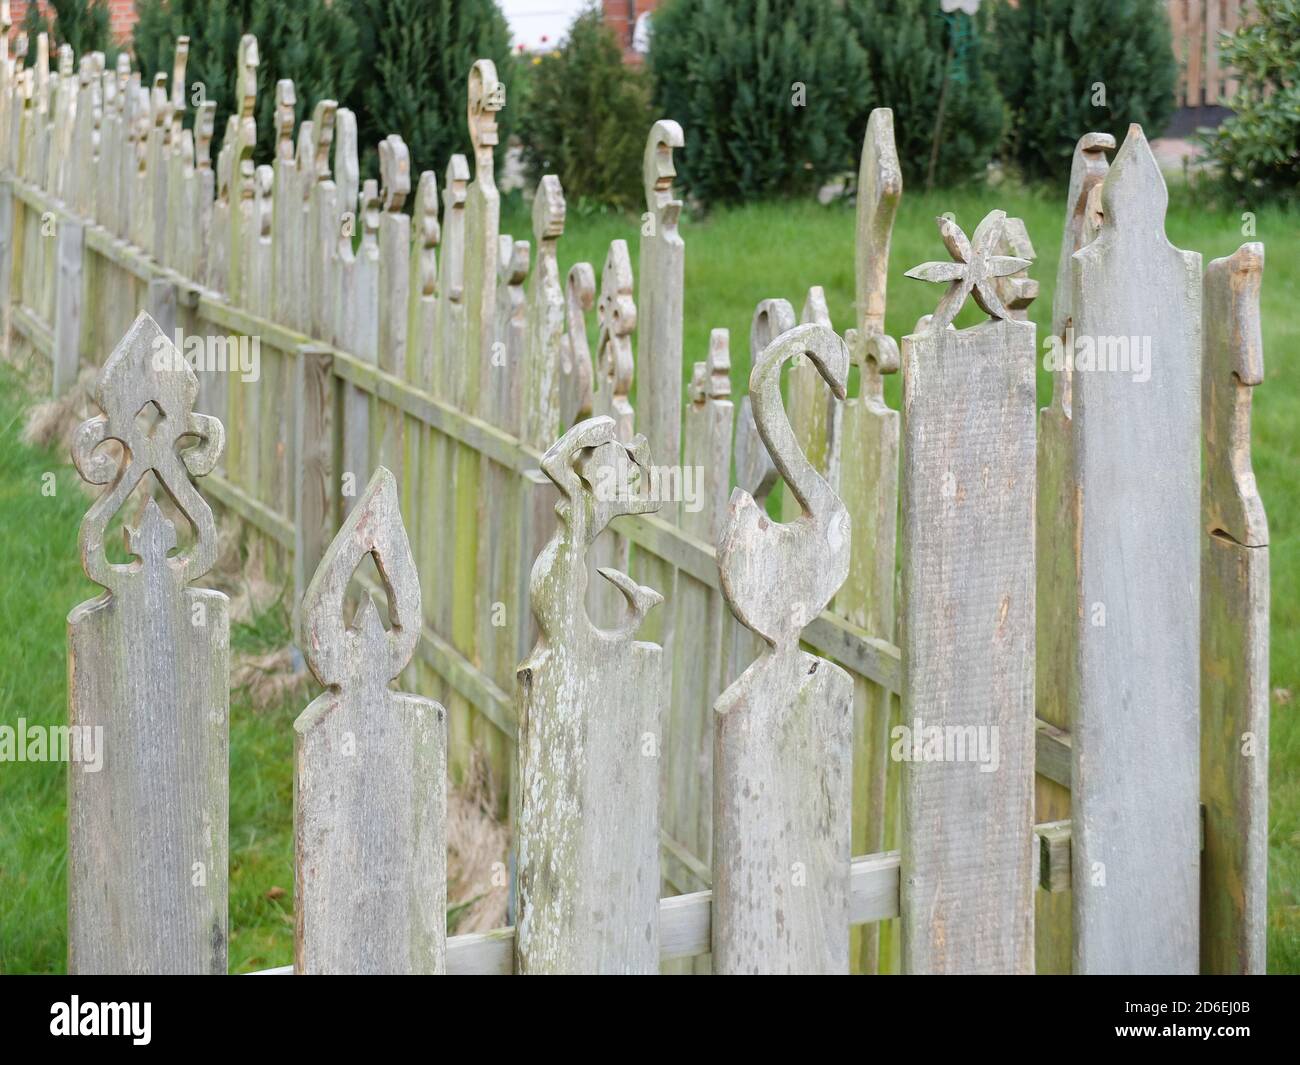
[299,468,421,693]
[904,210,1032,332]
[532,417,662,645]
[71,312,225,592]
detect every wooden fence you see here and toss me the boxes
[1168,0,1250,107]
[0,23,1269,974]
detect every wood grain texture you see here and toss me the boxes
[900,210,1036,974]
[636,119,684,465]
[1070,125,1201,975]
[1035,131,1112,975]
[51,212,83,395]
[1201,242,1268,974]
[294,467,447,975]
[68,311,229,974]
[713,323,853,975]
[515,417,664,974]
[838,107,902,975]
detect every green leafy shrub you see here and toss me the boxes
[346,0,516,180]
[1202,0,1300,203]
[48,0,114,59]
[650,0,870,206]
[133,0,360,165]
[519,6,651,213]
[846,0,1007,188]
[992,0,1176,182]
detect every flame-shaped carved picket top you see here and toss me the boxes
[72,312,225,593]
[194,100,215,171]
[442,154,469,301]
[719,323,850,651]
[170,36,189,120]
[904,210,1032,332]
[334,108,360,229]
[596,239,636,400]
[535,416,662,643]
[300,467,421,691]
[733,297,795,505]
[379,133,410,213]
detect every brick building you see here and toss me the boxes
[601,0,660,63]
[8,1,139,43]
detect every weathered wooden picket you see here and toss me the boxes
[0,20,1268,974]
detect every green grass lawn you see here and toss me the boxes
[0,182,1295,972]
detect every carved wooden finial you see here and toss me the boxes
[734,298,795,504]
[559,261,595,426]
[713,322,854,975]
[194,100,216,171]
[236,34,258,119]
[71,312,225,592]
[274,79,296,162]
[467,58,503,168]
[334,108,360,221]
[905,210,1032,332]
[379,133,410,213]
[993,216,1038,321]
[1204,242,1266,548]
[67,313,230,976]
[595,239,636,408]
[299,468,420,690]
[690,328,730,405]
[309,99,337,186]
[413,170,440,297]
[171,36,189,117]
[643,118,683,224]
[532,173,565,245]
[516,415,663,973]
[295,467,447,974]
[720,323,849,651]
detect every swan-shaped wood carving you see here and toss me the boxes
[718,322,851,650]
[712,321,855,975]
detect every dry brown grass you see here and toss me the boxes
[447,750,511,933]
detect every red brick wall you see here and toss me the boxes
[602,0,661,63]
[9,0,138,44]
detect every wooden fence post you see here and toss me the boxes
[1070,125,1201,974]
[1036,131,1113,974]
[51,211,83,396]
[837,107,902,975]
[515,416,664,974]
[1201,242,1268,974]
[294,467,447,974]
[0,174,12,356]
[712,322,853,975]
[900,210,1037,974]
[293,343,335,637]
[67,311,229,974]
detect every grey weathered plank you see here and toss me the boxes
[51,212,83,395]
[837,107,902,975]
[1200,242,1268,975]
[68,311,229,974]
[515,416,664,973]
[1036,131,1112,975]
[1070,124,1202,975]
[713,322,853,975]
[900,210,1037,974]
[295,467,447,975]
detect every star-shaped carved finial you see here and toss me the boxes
[904,210,1032,332]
